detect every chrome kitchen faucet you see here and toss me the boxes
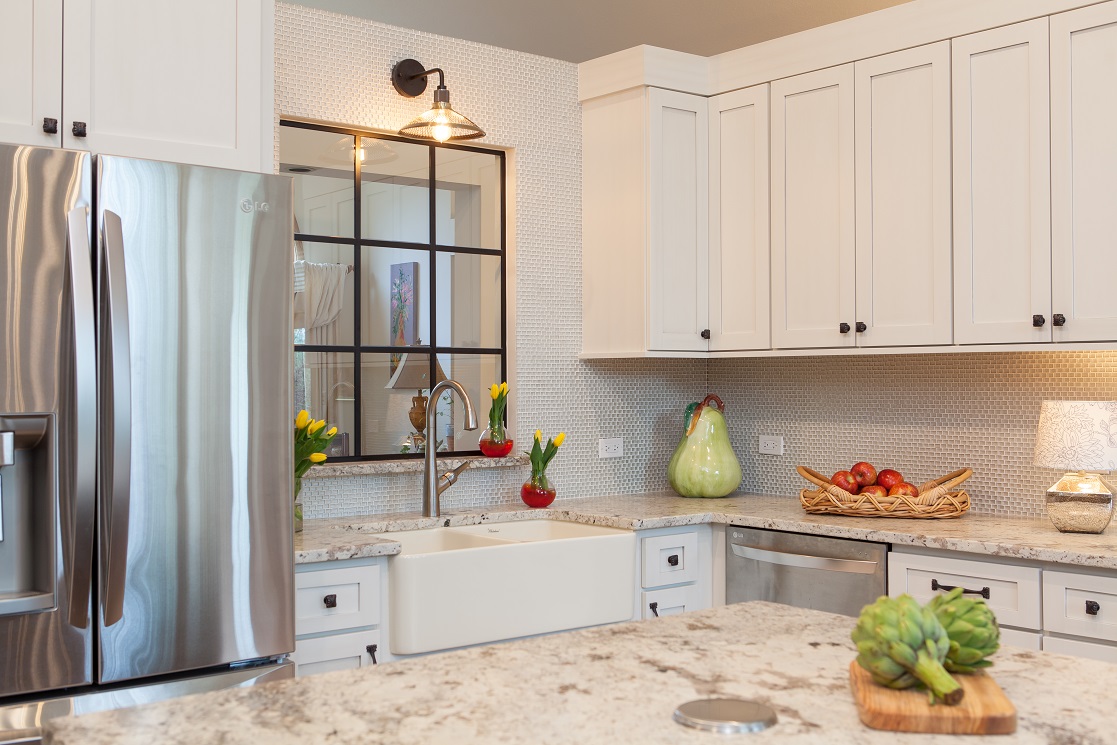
[422,380,479,517]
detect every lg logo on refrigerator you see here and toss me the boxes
[240,199,270,214]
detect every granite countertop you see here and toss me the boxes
[296,492,1117,569]
[44,601,1113,744]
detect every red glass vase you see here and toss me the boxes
[521,473,556,508]
[478,425,514,457]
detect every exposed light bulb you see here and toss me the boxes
[432,124,452,142]
[358,147,365,162]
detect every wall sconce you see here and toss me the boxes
[391,58,484,143]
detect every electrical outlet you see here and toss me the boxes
[598,437,624,458]
[758,435,784,456]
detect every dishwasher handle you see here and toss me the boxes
[730,543,880,575]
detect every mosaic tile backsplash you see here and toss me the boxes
[279,5,1117,521]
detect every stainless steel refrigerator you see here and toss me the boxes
[0,144,294,737]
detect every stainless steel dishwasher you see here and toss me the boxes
[726,526,887,617]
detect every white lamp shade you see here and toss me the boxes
[1034,400,1117,471]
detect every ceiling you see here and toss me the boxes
[291,0,915,63]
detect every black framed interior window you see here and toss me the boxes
[280,120,507,460]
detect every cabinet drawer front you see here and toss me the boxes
[887,552,1041,630]
[1043,571,1117,643]
[999,627,1041,651]
[642,531,698,588]
[292,628,380,677]
[1043,634,1117,664]
[642,585,700,619]
[295,564,381,636]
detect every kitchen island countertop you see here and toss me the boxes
[45,601,1113,744]
[297,492,1117,569]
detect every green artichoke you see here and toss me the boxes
[851,595,964,706]
[927,587,1000,673]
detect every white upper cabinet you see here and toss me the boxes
[952,19,1052,345]
[0,0,270,172]
[708,85,770,352]
[647,88,709,352]
[1051,1,1117,342]
[854,42,953,347]
[581,87,712,356]
[0,0,62,147]
[771,65,856,349]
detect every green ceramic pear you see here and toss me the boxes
[667,394,742,498]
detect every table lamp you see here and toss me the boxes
[386,353,447,447]
[1033,400,1117,533]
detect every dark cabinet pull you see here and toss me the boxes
[667,554,679,567]
[323,593,337,608]
[649,601,659,618]
[1053,314,1066,327]
[1086,600,1101,616]
[366,643,378,664]
[1032,314,1046,328]
[931,578,990,599]
[839,323,851,334]
[700,329,711,340]
[72,121,88,138]
[855,321,867,333]
[43,117,58,134]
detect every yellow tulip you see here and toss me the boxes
[325,427,338,437]
[308,419,326,434]
[295,410,309,430]
[309,452,327,463]
[535,429,542,442]
[553,432,565,447]
[499,381,508,395]
[490,383,500,400]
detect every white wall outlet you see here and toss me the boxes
[598,437,624,458]
[758,435,784,456]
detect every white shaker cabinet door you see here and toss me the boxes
[708,85,770,352]
[647,88,709,352]
[0,0,62,147]
[1051,2,1117,342]
[854,42,953,348]
[771,65,856,350]
[61,0,268,172]
[952,19,1051,345]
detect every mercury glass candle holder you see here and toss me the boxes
[1033,401,1117,534]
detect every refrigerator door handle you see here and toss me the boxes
[66,206,97,629]
[99,209,132,627]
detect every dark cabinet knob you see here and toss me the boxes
[839,323,851,334]
[366,643,378,664]
[855,321,867,333]
[72,121,87,138]
[323,593,337,608]
[43,117,58,134]
[1053,314,1066,327]
[700,329,711,340]
[1086,600,1101,616]
[667,554,679,567]
[1032,314,1046,328]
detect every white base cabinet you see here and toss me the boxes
[292,558,389,676]
[633,525,716,621]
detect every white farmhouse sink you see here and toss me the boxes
[379,521,635,655]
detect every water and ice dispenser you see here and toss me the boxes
[0,414,56,616]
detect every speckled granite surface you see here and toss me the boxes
[302,454,528,479]
[297,492,1117,569]
[293,523,400,563]
[44,602,1113,745]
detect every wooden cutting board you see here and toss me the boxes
[849,661,1017,735]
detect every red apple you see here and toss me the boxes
[877,469,904,491]
[850,461,878,488]
[860,485,887,500]
[831,470,859,494]
[888,482,919,498]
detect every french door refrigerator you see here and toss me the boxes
[0,143,294,734]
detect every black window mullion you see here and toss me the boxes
[499,151,507,423]
[352,134,363,458]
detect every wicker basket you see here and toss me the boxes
[797,466,972,518]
